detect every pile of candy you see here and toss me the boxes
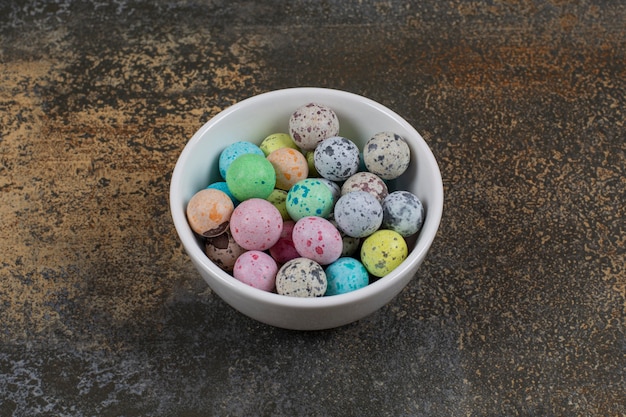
[186,103,425,297]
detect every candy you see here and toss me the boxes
[289,103,340,151]
[266,147,309,191]
[218,141,264,179]
[286,178,334,221]
[233,250,278,292]
[275,257,327,297]
[260,133,299,156]
[382,191,424,237]
[333,191,383,238]
[206,181,240,206]
[363,132,410,180]
[269,220,299,264]
[267,189,290,220]
[225,153,276,201]
[292,216,343,265]
[328,219,361,257]
[186,188,234,237]
[313,136,360,181]
[360,230,408,277]
[341,171,388,203]
[204,230,246,273]
[325,257,369,296]
[229,198,283,251]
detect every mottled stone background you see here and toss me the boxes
[1,1,624,416]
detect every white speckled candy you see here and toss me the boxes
[341,171,389,203]
[382,191,425,237]
[292,216,343,265]
[313,136,360,181]
[363,132,411,180]
[229,198,283,251]
[233,250,278,292]
[333,191,383,238]
[289,103,340,151]
[275,257,327,297]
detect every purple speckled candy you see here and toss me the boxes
[334,191,383,238]
[233,250,278,292]
[204,230,247,273]
[313,136,360,181]
[230,198,283,251]
[382,191,425,237]
[363,132,410,180]
[275,257,327,297]
[341,171,389,203]
[289,103,340,151]
[292,216,343,265]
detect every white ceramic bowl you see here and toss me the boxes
[170,87,443,330]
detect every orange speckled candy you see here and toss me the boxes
[266,147,309,191]
[186,188,234,237]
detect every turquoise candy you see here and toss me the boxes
[325,257,369,296]
[226,153,276,201]
[285,178,334,221]
[219,141,264,179]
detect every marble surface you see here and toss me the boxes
[1,1,624,415]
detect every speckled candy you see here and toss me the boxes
[289,103,340,151]
[204,230,246,273]
[329,219,361,257]
[333,191,383,238]
[233,251,278,292]
[206,181,240,206]
[275,257,327,298]
[363,132,411,180]
[218,141,264,179]
[267,147,309,191]
[292,216,343,265]
[360,229,408,277]
[267,189,290,220]
[341,171,388,203]
[382,191,425,237]
[186,188,234,237]
[269,220,299,264]
[318,178,341,208]
[225,153,276,201]
[325,257,369,296]
[286,178,334,221]
[229,198,283,251]
[260,133,299,156]
[313,136,360,181]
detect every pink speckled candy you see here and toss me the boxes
[233,251,278,292]
[292,216,343,265]
[230,198,283,251]
[269,220,299,264]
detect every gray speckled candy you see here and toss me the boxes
[275,257,327,297]
[289,103,340,151]
[363,132,410,180]
[382,191,425,237]
[334,191,383,238]
[313,136,360,181]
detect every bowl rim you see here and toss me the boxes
[170,87,443,310]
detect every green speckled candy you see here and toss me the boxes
[225,153,276,201]
[285,178,334,221]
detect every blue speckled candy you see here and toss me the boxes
[325,257,369,296]
[333,191,383,238]
[207,181,240,206]
[286,178,334,221]
[363,132,410,180]
[382,191,425,237]
[218,141,264,179]
[313,136,360,181]
[275,257,327,297]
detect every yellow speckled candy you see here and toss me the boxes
[360,230,408,277]
[267,189,290,220]
[260,133,299,156]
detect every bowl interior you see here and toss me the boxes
[170,87,443,312]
